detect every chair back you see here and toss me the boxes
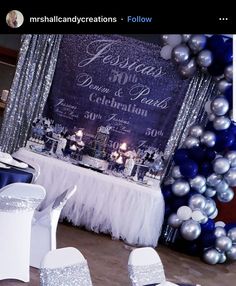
[128,247,166,286]
[52,185,77,209]
[40,247,93,286]
[0,182,46,201]
[0,184,46,282]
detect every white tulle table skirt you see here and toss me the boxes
[13,148,165,247]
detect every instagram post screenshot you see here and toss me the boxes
[0,6,235,286]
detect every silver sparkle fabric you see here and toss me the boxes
[128,263,166,286]
[40,261,93,286]
[0,34,62,153]
[162,71,218,180]
[0,195,41,212]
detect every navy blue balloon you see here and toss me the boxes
[225,223,236,232]
[189,146,206,163]
[171,197,189,211]
[184,242,201,256]
[162,185,173,202]
[179,159,198,179]
[199,161,213,176]
[207,35,225,52]
[215,130,235,151]
[165,205,172,217]
[229,124,236,136]
[201,219,215,232]
[205,149,216,161]
[224,86,232,107]
[208,61,225,76]
[228,140,236,151]
[199,231,216,248]
[220,42,233,65]
[173,149,189,164]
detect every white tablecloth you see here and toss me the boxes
[13,148,165,247]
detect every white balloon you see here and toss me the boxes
[192,210,207,222]
[215,221,226,228]
[177,206,192,221]
[160,45,173,60]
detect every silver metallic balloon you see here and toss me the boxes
[189,125,204,138]
[217,79,232,93]
[214,227,227,238]
[184,136,200,148]
[168,213,183,228]
[208,113,216,121]
[188,35,207,54]
[200,131,216,147]
[188,194,206,211]
[224,65,233,82]
[203,248,220,264]
[226,245,236,260]
[164,177,175,185]
[215,180,229,193]
[225,151,236,168]
[205,187,217,197]
[172,44,190,64]
[211,97,229,116]
[160,35,170,45]
[227,227,236,243]
[180,219,201,240]
[182,34,191,42]
[224,169,236,187]
[171,166,182,179]
[206,173,222,187]
[198,185,207,194]
[190,175,206,191]
[178,58,197,78]
[217,188,234,203]
[197,50,213,67]
[213,116,231,130]
[204,198,216,216]
[209,208,218,219]
[213,158,230,175]
[218,253,227,263]
[216,236,232,252]
[172,179,190,196]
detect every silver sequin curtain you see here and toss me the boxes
[0,34,62,153]
[162,70,218,180]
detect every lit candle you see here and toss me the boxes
[70,144,77,151]
[119,142,127,151]
[76,130,83,138]
[116,156,123,164]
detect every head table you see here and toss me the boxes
[13,148,164,247]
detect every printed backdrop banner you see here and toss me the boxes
[44,35,190,152]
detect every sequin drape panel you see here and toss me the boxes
[0,34,62,153]
[162,71,218,180]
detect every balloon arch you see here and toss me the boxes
[160,35,235,264]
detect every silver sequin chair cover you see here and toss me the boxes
[128,247,166,286]
[40,247,93,286]
[0,184,46,282]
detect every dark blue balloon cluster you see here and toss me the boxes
[161,34,235,264]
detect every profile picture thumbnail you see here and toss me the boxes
[6,10,24,28]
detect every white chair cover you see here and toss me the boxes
[40,247,93,286]
[128,247,166,286]
[0,183,46,282]
[30,185,77,268]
